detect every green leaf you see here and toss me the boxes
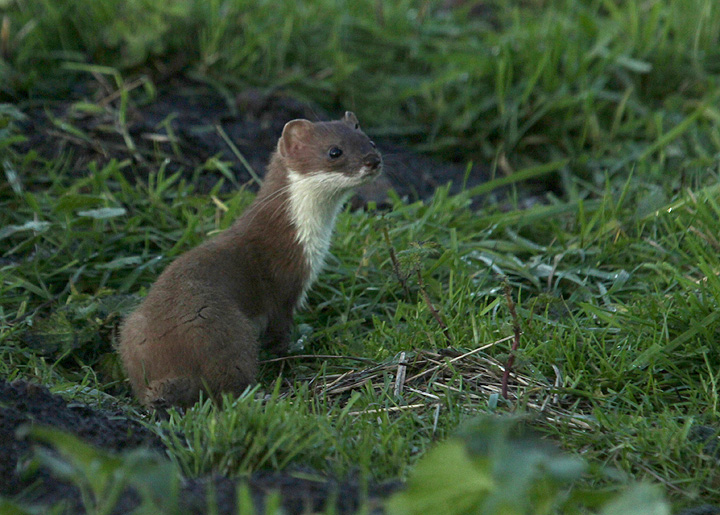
[23,425,122,497]
[0,221,51,240]
[615,55,652,73]
[97,256,144,270]
[20,425,182,515]
[386,439,494,515]
[77,207,127,219]
[600,484,670,515]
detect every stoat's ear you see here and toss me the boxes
[343,111,360,130]
[278,119,314,158]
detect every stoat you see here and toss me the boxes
[118,112,382,408]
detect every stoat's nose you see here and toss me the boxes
[364,153,382,170]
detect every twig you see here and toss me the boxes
[381,227,450,341]
[501,279,522,399]
[638,464,686,494]
[433,382,484,400]
[10,297,57,325]
[1,16,10,61]
[348,403,429,416]
[405,336,513,383]
[432,404,441,434]
[381,223,410,297]
[551,364,563,404]
[299,342,592,431]
[97,76,149,108]
[405,387,440,400]
[47,129,108,157]
[322,371,355,390]
[416,269,451,343]
[327,379,371,394]
[393,351,407,397]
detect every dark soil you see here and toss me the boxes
[1,380,397,513]
[1,379,161,512]
[15,77,551,208]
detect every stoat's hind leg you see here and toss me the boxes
[197,307,260,401]
[126,300,260,409]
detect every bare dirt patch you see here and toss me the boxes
[1,379,397,513]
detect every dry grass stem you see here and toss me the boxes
[393,351,407,397]
[294,336,593,431]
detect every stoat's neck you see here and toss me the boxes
[286,170,350,298]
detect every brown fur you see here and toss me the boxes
[118,112,381,408]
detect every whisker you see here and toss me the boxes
[239,181,295,227]
[267,195,295,228]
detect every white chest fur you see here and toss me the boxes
[286,170,353,302]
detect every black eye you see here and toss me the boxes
[328,147,343,159]
[370,140,376,148]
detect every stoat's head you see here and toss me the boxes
[277,111,382,190]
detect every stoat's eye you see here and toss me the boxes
[328,147,343,159]
[370,140,376,149]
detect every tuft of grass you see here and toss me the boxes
[158,381,446,481]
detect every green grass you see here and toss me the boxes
[2,0,720,512]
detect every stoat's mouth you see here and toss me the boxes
[359,165,383,180]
